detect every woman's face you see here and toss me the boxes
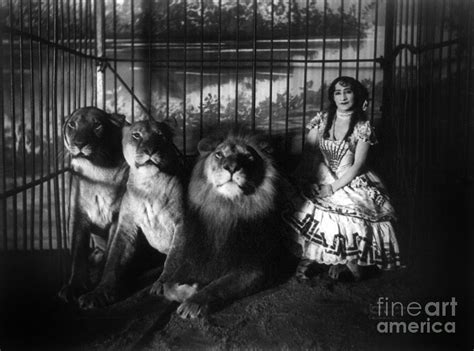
[333,82,355,112]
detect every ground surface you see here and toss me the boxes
[0,247,471,351]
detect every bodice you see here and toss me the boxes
[319,138,354,177]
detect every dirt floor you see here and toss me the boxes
[0,245,472,351]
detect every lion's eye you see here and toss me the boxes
[215,151,223,159]
[132,132,141,140]
[67,120,76,129]
[94,124,103,132]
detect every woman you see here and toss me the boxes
[282,76,401,281]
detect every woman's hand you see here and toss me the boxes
[318,184,334,198]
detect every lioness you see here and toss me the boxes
[158,129,282,319]
[58,107,129,303]
[78,119,185,309]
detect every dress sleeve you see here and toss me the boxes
[306,111,326,131]
[355,120,378,145]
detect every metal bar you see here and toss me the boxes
[9,0,19,250]
[37,0,44,250]
[131,0,136,122]
[27,0,35,249]
[183,0,187,155]
[320,0,327,108]
[0,7,6,249]
[355,0,362,80]
[381,0,396,124]
[96,0,106,109]
[217,0,222,124]
[200,0,204,137]
[60,0,67,250]
[235,0,240,123]
[19,0,28,250]
[301,0,309,150]
[78,0,84,107]
[370,0,380,122]
[147,1,152,115]
[52,0,63,252]
[46,0,52,250]
[285,0,291,151]
[0,169,71,200]
[113,0,118,113]
[250,0,257,131]
[3,26,98,61]
[268,0,274,135]
[338,0,344,77]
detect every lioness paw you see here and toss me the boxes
[58,283,87,303]
[149,280,165,296]
[163,282,198,302]
[177,300,207,319]
[78,287,117,310]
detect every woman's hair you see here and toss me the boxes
[323,76,369,140]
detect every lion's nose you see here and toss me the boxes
[223,161,240,174]
[74,141,87,149]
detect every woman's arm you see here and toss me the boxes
[331,140,369,191]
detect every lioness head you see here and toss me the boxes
[122,119,179,176]
[64,107,125,167]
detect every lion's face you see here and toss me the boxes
[122,119,176,175]
[64,107,124,164]
[200,136,270,199]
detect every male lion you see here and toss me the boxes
[58,107,129,303]
[78,119,185,309]
[157,129,283,319]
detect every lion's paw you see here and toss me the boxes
[78,286,117,310]
[177,300,207,319]
[58,282,87,304]
[163,282,198,302]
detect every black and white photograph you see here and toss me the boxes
[0,0,472,349]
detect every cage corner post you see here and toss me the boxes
[96,0,106,110]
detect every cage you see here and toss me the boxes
[1,0,472,349]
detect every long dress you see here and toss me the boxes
[282,112,401,270]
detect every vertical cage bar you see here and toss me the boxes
[52,0,63,252]
[113,0,118,112]
[268,0,274,135]
[166,0,170,123]
[60,0,67,248]
[28,0,36,250]
[284,0,291,151]
[147,1,152,115]
[234,0,240,124]
[19,0,28,250]
[301,0,310,150]
[0,8,6,249]
[320,0,327,108]
[38,0,45,250]
[370,0,380,122]
[355,0,362,80]
[217,0,222,124]
[9,0,19,250]
[131,0,136,122]
[250,0,257,131]
[78,0,83,107]
[183,0,187,155]
[46,0,53,249]
[96,0,106,109]
[199,0,204,137]
[338,0,344,77]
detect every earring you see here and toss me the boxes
[362,100,368,111]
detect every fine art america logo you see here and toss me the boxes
[370,297,457,334]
